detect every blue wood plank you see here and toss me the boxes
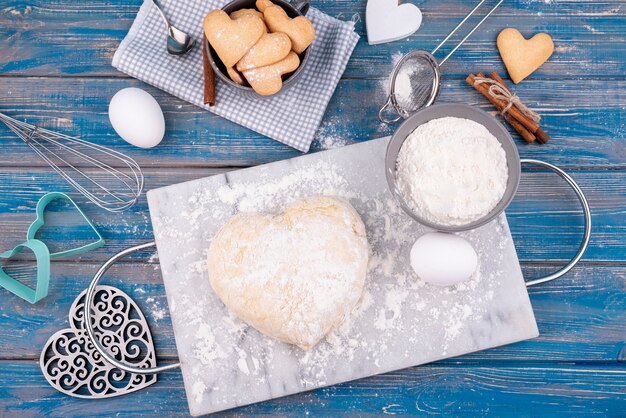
[1,1,625,78]
[0,168,621,262]
[1,264,625,362]
[1,361,626,417]
[0,0,625,416]
[0,77,624,168]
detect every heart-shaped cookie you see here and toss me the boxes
[263,5,315,54]
[237,32,292,71]
[243,51,300,96]
[231,8,268,34]
[204,10,265,68]
[256,0,273,12]
[227,66,246,85]
[0,239,50,304]
[40,286,157,398]
[230,8,265,22]
[366,0,423,45]
[207,196,369,350]
[497,28,554,84]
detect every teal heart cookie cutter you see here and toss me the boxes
[0,192,105,304]
[0,239,51,304]
[26,192,105,259]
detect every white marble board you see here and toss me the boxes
[146,137,539,416]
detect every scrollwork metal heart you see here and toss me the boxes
[40,285,157,398]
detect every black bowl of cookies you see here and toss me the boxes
[204,0,315,98]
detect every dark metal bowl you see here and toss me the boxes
[385,103,521,232]
[205,0,311,99]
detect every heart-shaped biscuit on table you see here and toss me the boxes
[497,28,554,84]
[204,10,265,68]
[243,51,300,95]
[207,196,369,350]
[237,32,292,71]
[262,5,315,54]
[366,0,423,45]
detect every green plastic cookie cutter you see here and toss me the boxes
[0,239,51,304]
[26,192,105,258]
[0,192,105,304]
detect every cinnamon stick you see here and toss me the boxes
[202,36,216,106]
[484,72,536,143]
[478,72,541,135]
[489,71,550,143]
[503,110,536,144]
[534,127,551,144]
[467,73,539,134]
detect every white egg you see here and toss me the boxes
[108,88,165,149]
[410,232,478,287]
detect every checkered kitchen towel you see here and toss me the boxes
[113,0,359,152]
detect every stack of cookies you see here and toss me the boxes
[204,0,315,96]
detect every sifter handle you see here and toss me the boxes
[379,96,402,124]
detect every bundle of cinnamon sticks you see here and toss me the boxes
[466,71,550,144]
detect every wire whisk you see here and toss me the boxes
[0,112,144,213]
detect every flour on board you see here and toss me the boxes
[150,160,505,402]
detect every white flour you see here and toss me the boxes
[382,52,434,111]
[393,66,415,109]
[396,117,508,226]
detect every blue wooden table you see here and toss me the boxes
[1,0,625,416]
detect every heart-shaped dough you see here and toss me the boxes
[497,28,554,84]
[207,196,369,350]
[40,286,157,398]
[204,10,265,68]
[243,51,300,96]
[237,32,292,71]
[366,0,422,45]
[263,5,315,54]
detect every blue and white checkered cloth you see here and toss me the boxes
[113,0,359,152]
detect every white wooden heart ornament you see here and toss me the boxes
[366,0,423,45]
[40,286,157,398]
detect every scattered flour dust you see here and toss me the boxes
[380,52,405,96]
[152,158,506,400]
[396,117,508,226]
[314,116,352,150]
[145,296,166,321]
[193,323,227,366]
